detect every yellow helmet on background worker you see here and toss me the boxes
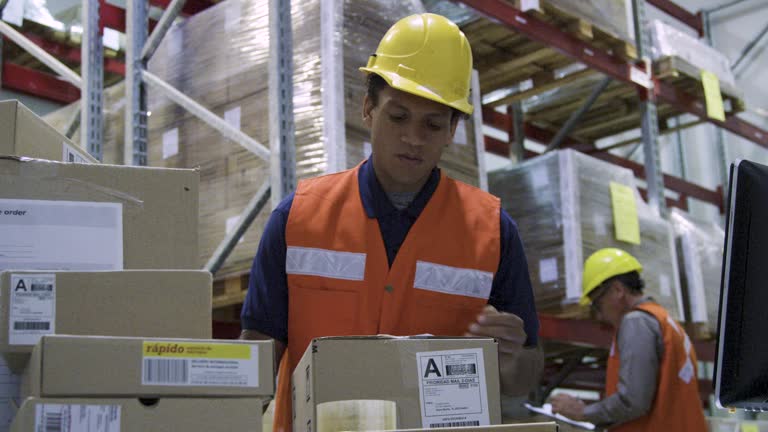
[580,248,643,306]
[359,13,474,115]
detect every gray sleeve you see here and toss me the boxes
[583,311,663,427]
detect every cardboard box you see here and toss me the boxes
[0,156,199,270]
[22,335,275,398]
[0,270,213,355]
[294,337,501,432]
[0,100,98,163]
[385,423,558,432]
[11,397,266,432]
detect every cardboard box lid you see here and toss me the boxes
[0,156,199,270]
[24,335,275,398]
[0,100,98,163]
[0,270,213,355]
[11,397,267,432]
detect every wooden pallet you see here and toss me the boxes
[536,301,592,320]
[520,0,637,61]
[655,56,745,114]
[462,0,637,97]
[520,78,697,143]
[212,272,249,309]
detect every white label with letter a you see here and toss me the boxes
[416,348,489,428]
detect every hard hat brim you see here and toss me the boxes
[360,67,474,115]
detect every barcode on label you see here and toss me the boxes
[143,358,189,384]
[43,411,63,432]
[446,363,476,375]
[14,321,50,330]
[429,421,480,428]
[31,283,53,292]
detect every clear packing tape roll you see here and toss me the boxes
[317,400,397,432]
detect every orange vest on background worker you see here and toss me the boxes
[605,302,707,432]
[271,164,501,431]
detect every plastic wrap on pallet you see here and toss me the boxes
[669,208,724,332]
[43,82,126,164]
[649,19,735,88]
[545,0,635,44]
[147,0,272,277]
[147,0,270,130]
[489,149,683,319]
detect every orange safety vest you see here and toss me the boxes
[272,163,501,432]
[605,302,707,432]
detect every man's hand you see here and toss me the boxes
[550,394,587,421]
[465,305,527,353]
[465,305,542,396]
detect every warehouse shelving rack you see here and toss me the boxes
[456,0,767,215]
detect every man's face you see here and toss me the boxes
[590,281,622,327]
[363,85,457,193]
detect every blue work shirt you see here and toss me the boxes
[241,158,539,346]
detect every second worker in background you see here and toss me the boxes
[551,248,707,431]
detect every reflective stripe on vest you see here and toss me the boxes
[273,163,501,432]
[605,302,707,432]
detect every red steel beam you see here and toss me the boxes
[656,82,768,149]
[100,1,127,33]
[638,187,689,212]
[538,314,613,348]
[149,0,216,16]
[483,110,725,211]
[458,0,636,83]
[590,151,723,212]
[100,1,158,33]
[6,33,125,76]
[646,0,704,36]
[482,106,594,152]
[539,314,716,362]
[1,62,80,103]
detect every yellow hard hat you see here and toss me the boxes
[359,13,474,115]
[580,248,643,306]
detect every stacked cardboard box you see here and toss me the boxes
[295,337,501,431]
[670,208,725,335]
[0,100,96,163]
[14,336,273,431]
[3,103,275,431]
[0,271,212,367]
[489,150,683,319]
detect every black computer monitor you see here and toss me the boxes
[714,159,768,411]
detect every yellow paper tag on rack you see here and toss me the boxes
[701,70,725,122]
[741,422,759,432]
[609,182,640,245]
